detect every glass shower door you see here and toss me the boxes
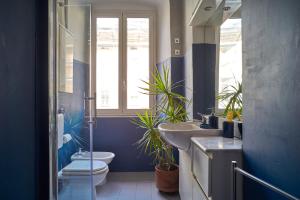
[55,3,95,200]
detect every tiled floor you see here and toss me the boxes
[96,172,181,200]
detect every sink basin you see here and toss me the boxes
[158,122,222,151]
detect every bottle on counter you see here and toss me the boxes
[208,108,218,129]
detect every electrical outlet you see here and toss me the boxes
[174,38,180,44]
[175,49,180,55]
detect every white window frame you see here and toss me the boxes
[215,18,242,113]
[92,9,156,116]
[215,26,223,113]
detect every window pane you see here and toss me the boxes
[96,18,119,109]
[218,18,242,108]
[127,18,150,109]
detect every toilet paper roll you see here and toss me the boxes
[57,113,64,149]
[63,134,72,144]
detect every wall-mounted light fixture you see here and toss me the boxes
[223,6,231,11]
[204,6,213,11]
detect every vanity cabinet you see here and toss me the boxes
[192,177,208,200]
[191,137,242,200]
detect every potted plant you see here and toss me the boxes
[216,81,243,136]
[132,66,188,193]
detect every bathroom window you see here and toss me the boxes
[96,17,119,110]
[217,18,242,109]
[93,11,155,116]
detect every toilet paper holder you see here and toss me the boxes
[63,133,72,144]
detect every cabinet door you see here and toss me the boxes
[192,144,211,197]
[192,177,208,200]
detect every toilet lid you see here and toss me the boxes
[62,160,107,174]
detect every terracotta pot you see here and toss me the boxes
[155,164,179,193]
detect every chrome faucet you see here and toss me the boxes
[197,112,207,124]
[78,147,83,155]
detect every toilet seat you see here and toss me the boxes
[62,160,108,176]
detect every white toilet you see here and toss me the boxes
[71,150,115,185]
[57,114,115,199]
[59,152,114,199]
[59,160,108,199]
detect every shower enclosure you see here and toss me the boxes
[49,1,96,199]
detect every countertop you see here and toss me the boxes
[191,136,242,152]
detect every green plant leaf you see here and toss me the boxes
[131,65,191,170]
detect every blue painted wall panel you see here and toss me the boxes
[192,44,216,117]
[0,1,38,199]
[90,117,178,172]
[91,117,155,172]
[171,57,185,96]
[243,0,300,199]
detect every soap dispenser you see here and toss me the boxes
[208,108,218,129]
[198,113,210,129]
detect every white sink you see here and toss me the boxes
[158,122,222,151]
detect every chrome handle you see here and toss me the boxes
[231,161,300,200]
[83,93,97,127]
[93,92,97,128]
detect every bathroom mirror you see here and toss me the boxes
[58,24,74,93]
[217,9,242,108]
[214,1,242,109]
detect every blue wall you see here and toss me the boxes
[171,57,185,96]
[89,118,154,172]
[90,117,179,172]
[0,0,48,199]
[157,57,185,96]
[58,59,88,171]
[243,0,300,199]
[0,1,36,199]
[192,43,216,117]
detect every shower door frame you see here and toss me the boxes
[48,1,95,199]
[49,0,58,199]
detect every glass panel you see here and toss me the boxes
[127,18,150,109]
[58,25,74,93]
[56,4,93,200]
[96,18,119,109]
[218,18,242,108]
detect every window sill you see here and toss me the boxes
[96,114,138,118]
[96,108,155,118]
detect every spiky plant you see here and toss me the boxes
[131,111,175,170]
[140,65,189,122]
[217,81,242,120]
[132,65,189,171]
[64,112,88,149]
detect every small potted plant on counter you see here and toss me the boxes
[132,66,188,193]
[217,81,243,137]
